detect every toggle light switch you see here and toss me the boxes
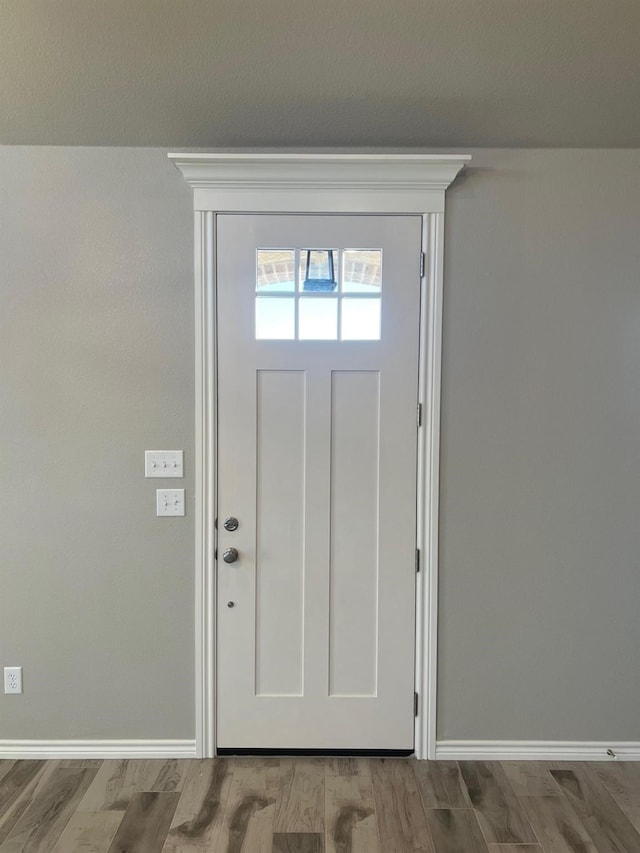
[145,451,183,478]
[156,489,185,516]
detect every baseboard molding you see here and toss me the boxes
[5,738,638,762]
[435,740,640,761]
[0,739,197,759]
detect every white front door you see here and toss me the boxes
[216,214,422,751]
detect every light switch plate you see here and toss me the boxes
[156,489,185,516]
[145,450,183,478]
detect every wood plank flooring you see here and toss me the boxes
[1,757,640,852]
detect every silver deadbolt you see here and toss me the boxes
[223,547,239,564]
[223,516,239,532]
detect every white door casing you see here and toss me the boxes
[216,214,422,750]
[169,152,471,758]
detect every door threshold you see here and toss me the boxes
[216,748,414,757]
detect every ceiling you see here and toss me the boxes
[2,0,639,148]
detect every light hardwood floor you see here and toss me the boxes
[1,757,640,852]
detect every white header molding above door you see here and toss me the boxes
[169,152,469,214]
[170,151,471,759]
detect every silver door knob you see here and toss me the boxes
[223,547,239,564]
[223,516,239,532]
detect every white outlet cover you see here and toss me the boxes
[145,450,183,478]
[156,489,185,516]
[4,666,22,694]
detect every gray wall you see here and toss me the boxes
[439,149,640,740]
[0,148,195,739]
[1,147,639,743]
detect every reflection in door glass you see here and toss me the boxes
[299,250,339,292]
[299,298,338,340]
[342,250,382,293]
[341,299,381,340]
[255,298,295,340]
[256,250,296,292]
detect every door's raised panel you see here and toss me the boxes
[329,371,381,697]
[256,370,306,696]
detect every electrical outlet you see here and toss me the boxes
[4,666,22,694]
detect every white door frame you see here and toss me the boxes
[169,152,470,759]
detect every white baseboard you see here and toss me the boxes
[0,739,197,759]
[5,738,637,762]
[435,740,640,761]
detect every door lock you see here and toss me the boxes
[223,516,239,532]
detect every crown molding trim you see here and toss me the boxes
[168,152,470,214]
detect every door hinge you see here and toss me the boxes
[420,252,425,278]
[414,692,419,717]
[415,548,420,573]
[417,403,422,427]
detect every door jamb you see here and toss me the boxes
[169,152,470,759]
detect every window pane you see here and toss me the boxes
[341,298,381,340]
[257,250,295,293]
[299,250,338,292]
[256,298,295,339]
[299,298,338,340]
[342,250,382,293]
